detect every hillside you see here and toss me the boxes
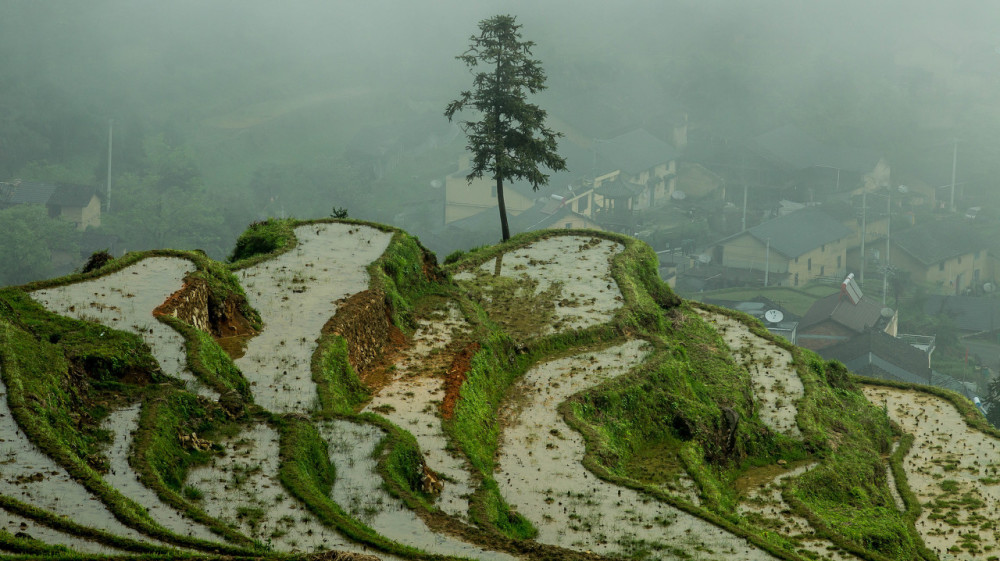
[0,220,996,561]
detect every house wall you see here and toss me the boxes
[569,190,595,215]
[892,246,982,294]
[786,241,849,285]
[675,162,724,199]
[718,233,848,287]
[716,233,791,283]
[592,162,676,212]
[555,213,601,231]
[57,195,101,230]
[863,158,892,191]
[444,171,534,224]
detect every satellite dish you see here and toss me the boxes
[764,309,784,324]
[897,184,909,194]
[430,179,443,189]
[985,282,995,293]
[880,307,895,318]
[671,190,687,200]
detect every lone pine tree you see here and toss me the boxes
[445,14,567,241]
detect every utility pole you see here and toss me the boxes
[950,138,958,212]
[883,194,891,305]
[742,183,748,231]
[860,191,867,286]
[764,238,770,287]
[106,119,113,213]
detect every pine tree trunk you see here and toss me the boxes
[496,176,510,241]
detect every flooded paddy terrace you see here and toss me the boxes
[234,223,392,413]
[864,385,1000,560]
[496,339,774,560]
[0,370,162,547]
[31,256,204,392]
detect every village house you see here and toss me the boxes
[590,128,678,221]
[708,209,852,287]
[797,274,897,351]
[0,180,101,230]
[890,220,985,295]
[820,330,932,385]
[443,127,677,237]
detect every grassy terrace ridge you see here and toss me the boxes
[442,229,676,539]
[441,224,922,561]
[0,219,981,561]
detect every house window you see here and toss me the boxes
[958,256,962,265]
[794,273,799,286]
[565,222,572,229]
[821,244,826,252]
[491,184,497,198]
[837,255,842,269]
[820,265,825,276]
[939,262,945,271]
[794,257,799,264]
[807,258,812,272]
[578,196,589,212]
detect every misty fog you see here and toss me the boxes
[1,0,999,281]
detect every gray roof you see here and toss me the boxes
[595,129,677,175]
[746,209,851,258]
[751,124,881,173]
[893,220,982,266]
[800,291,886,334]
[0,180,96,207]
[49,183,97,207]
[595,175,644,199]
[822,330,931,384]
[7,181,57,205]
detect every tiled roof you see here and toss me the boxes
[49,183,97,207]
[7,181,57,205]
[893,220,981,266]
[0,180,96,208]
[595,129,677,175]
[800,291,886,333]
[822,331,930,383]
[745,209,851,258]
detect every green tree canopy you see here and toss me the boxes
[445,14,566,241]
[0,205,78,286]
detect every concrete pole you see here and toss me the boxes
[764,238,770,287]
[106,119,113,213]
[860,191,867,286]
[950,139,958,212]
[883,194,891,305]
[742,183,748,231]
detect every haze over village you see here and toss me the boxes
[6,2,1000,560]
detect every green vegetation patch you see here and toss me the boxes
[0,290,155,468]
[0,316,251,553]
[158,315,252,401]
[441,229,679,539]
[227,217,296,265]
[312,335,370,416]
[274,415,439,560]
[131,388,254,547]
[368,227,446,332]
